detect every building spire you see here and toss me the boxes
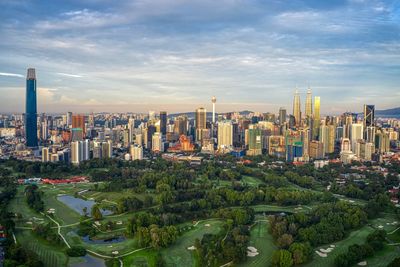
[27,68,36,80]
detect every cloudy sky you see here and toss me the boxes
[0,0,399,114]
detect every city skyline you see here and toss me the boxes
[1,0,400,113]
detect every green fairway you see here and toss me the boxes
[161,219,224,267]
[122,249,159,267]
[370,213,399,233]
[15,229,68,267]
[362,245,400,267]
[251,204,304,214]
[241,175,264,187]
[303,225,375,267]
[8,186,48,228]
[237,218,276,267]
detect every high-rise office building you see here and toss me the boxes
[279,107,286,125]
[364,104,375,127]
[351,123,364,152]
[174,116,188,135]
[355,140,374,161]
[72,114,86,136]
[130,144,143,160]
[25,68,38,147]
[160,111,167,135]
[42,147,49,162]
[152,132,163,152]
[148,111,155,121]
[375,130,390,153]
[285,130,303,162]
[305,88,312,118]
[313,96,320,140]
[247,127,263,156]
[293,90,301,126]
[268,135,285,158]
[195,107,207,141]
[66,112,72,127]
[366,126,376,143]
[71,140,90,164]
[318,123,334,154]
[341,138,352,152]
[217,121,233,151]
[309,140,324,159]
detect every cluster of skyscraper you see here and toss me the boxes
[17,68,398,164]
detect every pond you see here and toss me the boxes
[57,195,113,216]
[69,255,106,267]
[81,235,126,244]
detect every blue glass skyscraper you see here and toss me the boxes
[25,68,38,147]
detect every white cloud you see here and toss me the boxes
[0,72,24,78]
[57,72,83,78]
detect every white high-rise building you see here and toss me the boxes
[130,144,143,160]
[71,141,80,164]
[351,123,364,152]
[71,140,90,164]
[341,138,352,152]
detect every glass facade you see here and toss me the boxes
[25,68,38,147]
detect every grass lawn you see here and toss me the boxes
[237,218,276,267]
[161,219,224,267]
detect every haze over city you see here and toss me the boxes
[1,0,400,113]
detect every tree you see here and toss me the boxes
[277,234,294,249]
[91,205,103,220]
[387,257,400,267]
[334,253,349,267]
[271,250,293,267]
[66,246,87,257]
[289,242,311,265]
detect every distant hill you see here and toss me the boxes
[375,107,400,116]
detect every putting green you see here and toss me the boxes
[237,218,276,267]
[161,219,224,267]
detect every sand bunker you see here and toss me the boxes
[315,251,327,257]
[247,246,259,257]
[187,246,196,250]
[247,251,259,257]
[205,224,211,227]
[320,248,333,253]
[112,251,119,255]
[330,245,335,248]
[378,225,384,229]
[247,247,257,253]
[116,221,123,225]
[358,261,367,266]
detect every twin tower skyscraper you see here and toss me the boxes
[25,68,38,147]
[292,88,321,137]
